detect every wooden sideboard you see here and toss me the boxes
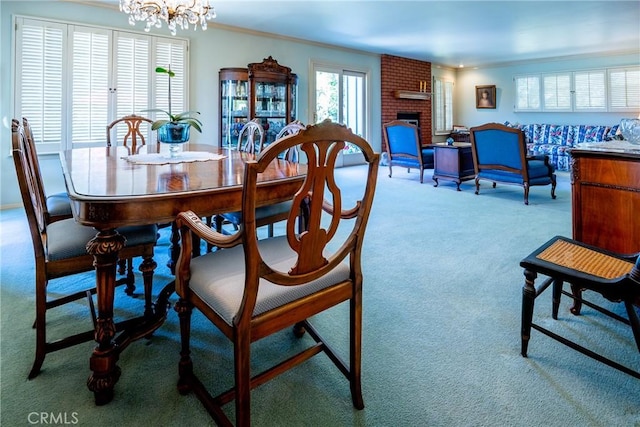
[570,146,640,255]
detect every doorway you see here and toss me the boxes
[311,62,368,166]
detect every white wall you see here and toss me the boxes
[455,53,640,129]
[0,1,381,207]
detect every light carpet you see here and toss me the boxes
[1,166,638,426]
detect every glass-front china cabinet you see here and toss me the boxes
[219,57,297,149]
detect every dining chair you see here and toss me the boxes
[22,117,73,223]
[173,119,379,426]
[11,119,158,379]
[106,113,161,276]
[213,120,307,241]
[236,118,265,154]
[106,114,155,155]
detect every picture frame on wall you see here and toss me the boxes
[476,85,496,109]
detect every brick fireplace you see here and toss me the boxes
[381,54,432,150]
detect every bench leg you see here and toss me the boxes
[521,269,537,357]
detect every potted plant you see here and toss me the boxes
[146,66,202,144]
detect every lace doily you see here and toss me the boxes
[123,151,226,165]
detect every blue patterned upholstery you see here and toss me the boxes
[504,121,617,172]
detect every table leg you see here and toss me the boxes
[85,229,124,406]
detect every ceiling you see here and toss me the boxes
[102,1,640,68]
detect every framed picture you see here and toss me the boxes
[476,85,496,109]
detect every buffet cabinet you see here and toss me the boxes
[219,56,297,148]
[570,146,640,255]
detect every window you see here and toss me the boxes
[14,17,188,152]
[514,75,541,111]
[608,66,640,110]
[542,73,571,111]
[514,66,636,113]
[574,70,606,111]
[433,77,453,134]
[312,63,368,156]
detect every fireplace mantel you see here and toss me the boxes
[394,90,430,100]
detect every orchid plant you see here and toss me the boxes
[146,66,202,133]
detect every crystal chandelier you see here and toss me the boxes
[120,0,216,36]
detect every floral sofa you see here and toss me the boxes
[504,121,619,171]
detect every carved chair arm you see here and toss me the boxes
[322,199,362,219]
[176,210,242,250]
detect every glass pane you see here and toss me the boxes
[343,72,364,154]
[315,70,339,122]
[221,79,248,149]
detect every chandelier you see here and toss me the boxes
[120,1,216,36]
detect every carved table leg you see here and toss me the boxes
[167,221,180,274]
[85,229,124,406]
[139,255,157,319]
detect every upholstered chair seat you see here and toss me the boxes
[189,236,350,323]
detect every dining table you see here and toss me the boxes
[59,143,307,405]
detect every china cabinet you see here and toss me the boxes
[219,57,297,148]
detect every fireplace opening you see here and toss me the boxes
[396,112,420,128]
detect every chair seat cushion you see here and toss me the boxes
[478,159,553,186]
[47,219,157,261]
[46,192,72,218]
[188,236,351,325]
[389,148,434,169]
[222,201,293,225]
[420,148,434,164]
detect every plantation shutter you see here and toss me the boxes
[574,70,606,111]
[433,77,453,133]
[514,75,541,111]
[608,66,640,110]
[70,26,111,146]
[153,39,187,120]
[15,18,66,153]
[542,73,571,111]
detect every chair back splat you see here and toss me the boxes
[22,117,72,223]
[212,119,306,241]
[173,119,379,426]
[236,118,265,154]
[106,114,154,155]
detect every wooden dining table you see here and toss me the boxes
[59,143,306,405]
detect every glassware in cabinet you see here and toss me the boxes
[219,68,248,149]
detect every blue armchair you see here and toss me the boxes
[470,123,556,205]
[383,120,434,183]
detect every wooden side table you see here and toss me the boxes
[432,143,475,191]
